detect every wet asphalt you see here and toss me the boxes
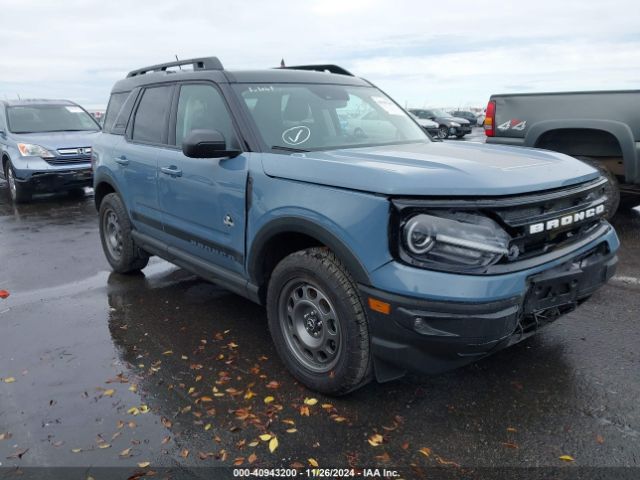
[0,155,639,478]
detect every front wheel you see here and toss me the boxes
[4,162,32,203]
[267,248,371,395]
[99,193,149,273]
[437,126,449,139]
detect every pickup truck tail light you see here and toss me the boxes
[484,100,496,137]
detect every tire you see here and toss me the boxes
[437,126,448,139]
[576,157,620,218]
[266,247,371,395]
[4,162,32,203]
[99,193,149,273]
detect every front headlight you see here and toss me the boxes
[400,212,511,272]
[450,122,461,127]
[17,143,55,158]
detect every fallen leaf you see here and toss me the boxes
[162,350,173,355]
[3,377,16,384]
[127,407,140,415]
[368,433,384,447]
[401,442,409,450]
[268,436,278,453]
[103,389,115,397]
[0,290,9,299]
[139,405,150,413]
[161,436,171,445]
[128,421,136,429]
[248,440,259,447]
[7,448,28,459]
[128,384,137,393]
[266,380,280,389]
[0,433,12,440]
[300,406,310,416]
[244,389,255,400]
[375,451,391,462]
[332,416,347,423]
[321,403,333,410]
[596,435,604,445]
[259,434,272,441]
[559,455,575,462]
[233,457,244,465]
[98,443,111,449]
[308,458,319,467]
[137,461,150,468]
[506,427,517,433]
[264,396,275,404]
[188,387,195,395]
[71,448,82,453]
[161,417,172,428]
[303,397,318,406]
[282,419,295,425]
[418,447,432,458]
[180,448,190,458]
[119,448,132,457]
[248,452,257,464]
[502,442,519,449]
[200,396,213,403]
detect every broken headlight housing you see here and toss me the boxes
[399,211,511,273]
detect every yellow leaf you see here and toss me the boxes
[3,377,15,383]
[506,427,517,433]
[128,384,137,392]
[368,433,384,447]
[259,434,272,441]
[213,392,224,397]
[71,448,82,453]
[332,416,346,422]
[205,423,212,431]
[244,389,255,400]
[139,405,150,413]
[303,397,318,406]
[559,455,575,462]
[119,448,131,457]
[286,428,297,433]
[248,441,259,447]
[188,387,195,394]
[321,403,333,410]
[127,407,139,415]
[195,375,202,382]
[418,447,432,457]
[162,350,173,355]
[103,389,115,397]
[137,461,150,468]
[98,443,111,449]
[268,436,278,453]
[282,419,295,425]
[264,396,275,404]
[308,458,319,467]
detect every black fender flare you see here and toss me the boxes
[247,217,371,287]
[524,119,638,183]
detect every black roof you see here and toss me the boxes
[1,99,77,107]
[112,57,370,93]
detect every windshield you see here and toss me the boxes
[7,104,100,134]
[430,109,451,117]
[233,84,428,151]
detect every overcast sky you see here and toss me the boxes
[1,0,638,110]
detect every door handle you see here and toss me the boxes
[161,166,183,177]
[114,155,129,166]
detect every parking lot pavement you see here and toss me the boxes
[0,185,639,478]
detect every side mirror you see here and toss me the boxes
[182,129,240,159]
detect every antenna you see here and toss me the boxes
[175,55,182,70]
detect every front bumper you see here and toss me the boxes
[15,167,93,192]
[361,239,617,382]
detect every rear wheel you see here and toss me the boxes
[437,126,448,139]
[267,248,371,395]
[577,156,620,218]
[99,193,149,273]
[4,162,32,203]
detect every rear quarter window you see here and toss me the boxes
[103,92,129,133]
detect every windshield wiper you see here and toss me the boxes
[271,145,309,153]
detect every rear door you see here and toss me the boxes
[115,84,174,238]
[157,82,248,274]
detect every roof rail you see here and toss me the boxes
[282,64,354,76]
[127,57,224,78]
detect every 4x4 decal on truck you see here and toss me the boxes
[497,119,527,131]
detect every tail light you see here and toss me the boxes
[484,100,496,137]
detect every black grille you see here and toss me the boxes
[47,147,92,166]
[491,179,608,262]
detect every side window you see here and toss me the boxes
[0,107,5,130]
[132,86,173,144]
[175,84,236,148]
[103,92,128,133]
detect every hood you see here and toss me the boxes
[13,131,100,151]
[446,116,470,125]
[414,118,439,128]
[261,141,599,196]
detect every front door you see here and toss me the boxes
[158,83,247,274]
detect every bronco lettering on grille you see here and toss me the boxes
[528,204,605,235]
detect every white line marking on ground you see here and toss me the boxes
[611,275,640,285]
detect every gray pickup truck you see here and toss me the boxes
[483,90,640,214]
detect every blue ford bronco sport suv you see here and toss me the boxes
[0,99,100,203]
[93,57,619,395]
